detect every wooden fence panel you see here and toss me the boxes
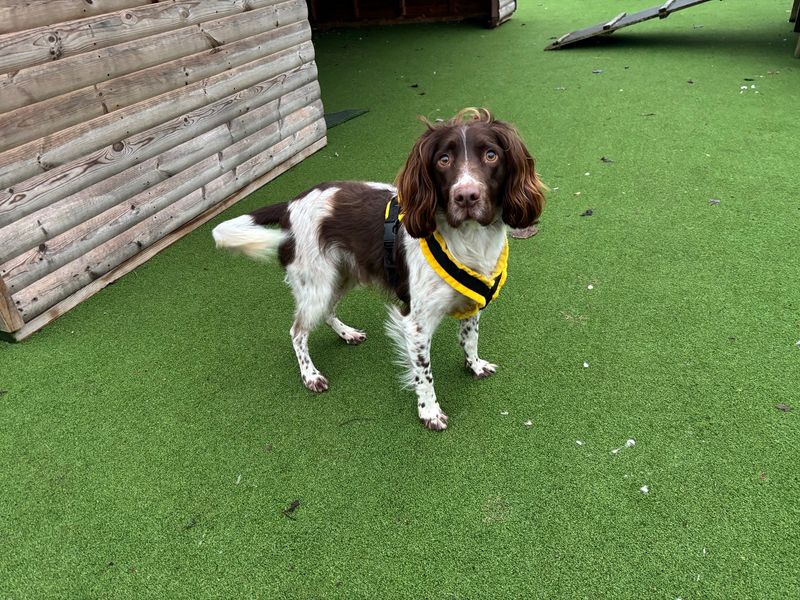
[0,0,326,337]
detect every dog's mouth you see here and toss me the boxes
[446,199,496,228]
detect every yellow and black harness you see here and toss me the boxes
[384,196,508,319]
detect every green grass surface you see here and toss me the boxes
[2,1,799,598]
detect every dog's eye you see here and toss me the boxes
[485,150,498,162]
[437,154,451,167]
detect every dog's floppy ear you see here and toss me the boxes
[493,121,545,229]
[396,128,438,239]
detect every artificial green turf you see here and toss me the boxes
[2,1,799,598]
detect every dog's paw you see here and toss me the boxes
[342,329,367,345]
[465,358,498,379]
[303,373,329,393]
[418,402,449,431]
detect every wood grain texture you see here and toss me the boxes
[1,0,323,335]
[12,135,326,340]
[14,118,326,321]
[0,1,305,114]
[0,0,250,76]
[0,63,318,238]
[0,18,311,152]
[0,275,24,332]
[2,84,322,292]
[0,0,152,36]
[0,39,316,195]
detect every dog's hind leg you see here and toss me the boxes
[326,313,367,345]
[324,282,366,345]
[287,263,336,393]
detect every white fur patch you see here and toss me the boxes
[211,215,287,262]
[366,182,397,192]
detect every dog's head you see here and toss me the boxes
[396,108,545,238]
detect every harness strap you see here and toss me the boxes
[383,196,509,320]
[422,233,503,308]
[383,195,402,288]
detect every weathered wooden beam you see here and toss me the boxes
[0,0,251,76]
[98,20,310,113]
[0,39,317,196]
[0,0,148,36]
[12,134,327,340]
[0,19,311,152]
[0,63,320,260]
[14,117,326,322]
[0,276,24,332]
[0,0,306,114]
[2,85,322,292]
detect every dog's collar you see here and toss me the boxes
[384,196,508,320]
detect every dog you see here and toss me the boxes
[212,108,544,430]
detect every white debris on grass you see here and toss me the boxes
[587,284,594,290]
[611,438,636,455]
[583,361,590,368]
[640,485,649,494]
[524,420,533,427]
[576,440,584,446]
[500,410,509,416]
[236,474,242,485]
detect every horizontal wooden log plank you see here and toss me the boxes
[0,63,319,258]
[0,0,153,36]
[15,118,326,321]
[203,0,307,43]
[11,135,327,340]
[0,0,249,76]
[0,18,311,152]
[98,18,310,113]
[2,85,322,291]
[0,0,305,114]
[0,39,317,196]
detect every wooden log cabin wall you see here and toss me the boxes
[0,0,327,340]
[307,0,516,28]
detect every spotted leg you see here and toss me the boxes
[387,306,448,430]
[459,314,497,378]
[325,297,367,345]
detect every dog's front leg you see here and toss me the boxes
[459,314,497,378]
[409,323,448,430]
[390,306,448,430]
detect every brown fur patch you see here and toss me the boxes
[317,183,410,306]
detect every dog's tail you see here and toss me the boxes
[211,203,289,262]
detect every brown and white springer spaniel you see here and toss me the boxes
[212,108,545,430]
